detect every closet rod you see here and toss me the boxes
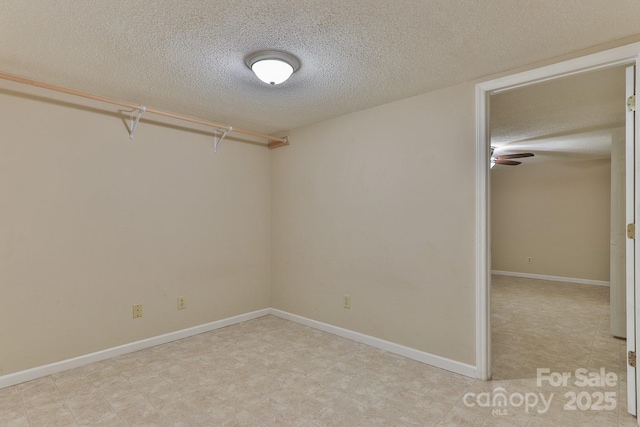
[0,71,289,148]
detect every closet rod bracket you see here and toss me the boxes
[128,105,146,139]
[214,126,232,154]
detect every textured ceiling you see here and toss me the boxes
[1,1,640,135]
[491,65,626,164]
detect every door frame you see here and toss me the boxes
[476,42,640,381]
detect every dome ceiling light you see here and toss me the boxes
[245,50,300,85]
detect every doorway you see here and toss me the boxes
[489,65,625,382]
[475,42,640,415]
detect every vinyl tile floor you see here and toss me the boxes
[0,276,637,426]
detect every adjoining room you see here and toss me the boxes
[490,65,626,382]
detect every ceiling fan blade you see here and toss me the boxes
[494,159,521,166]
[496,153,534,159]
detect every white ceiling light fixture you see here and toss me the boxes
[245,50,300,85]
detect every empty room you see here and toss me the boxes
[2,1,640,426]
[490,64,626,388]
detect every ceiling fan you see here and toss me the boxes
[490,147,534,168]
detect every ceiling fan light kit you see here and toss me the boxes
[245,50,300,85]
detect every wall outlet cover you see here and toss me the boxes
[133,304,142,318]
[343,295,351,309]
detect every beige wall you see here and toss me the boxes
[271,82,477,365]
[491,159,611,281]
[0,80,271,375]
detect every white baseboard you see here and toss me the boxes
[0,306,477,389]
[492,270,610,287]
[0,308,271,389]
[268,308,476,379]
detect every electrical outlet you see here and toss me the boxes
[527,257,533,264]
[343,295,351,309]
[133,304,142,318]
[177,296,186,310]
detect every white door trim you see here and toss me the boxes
[625,64,636,415]
[475,42,640,382]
